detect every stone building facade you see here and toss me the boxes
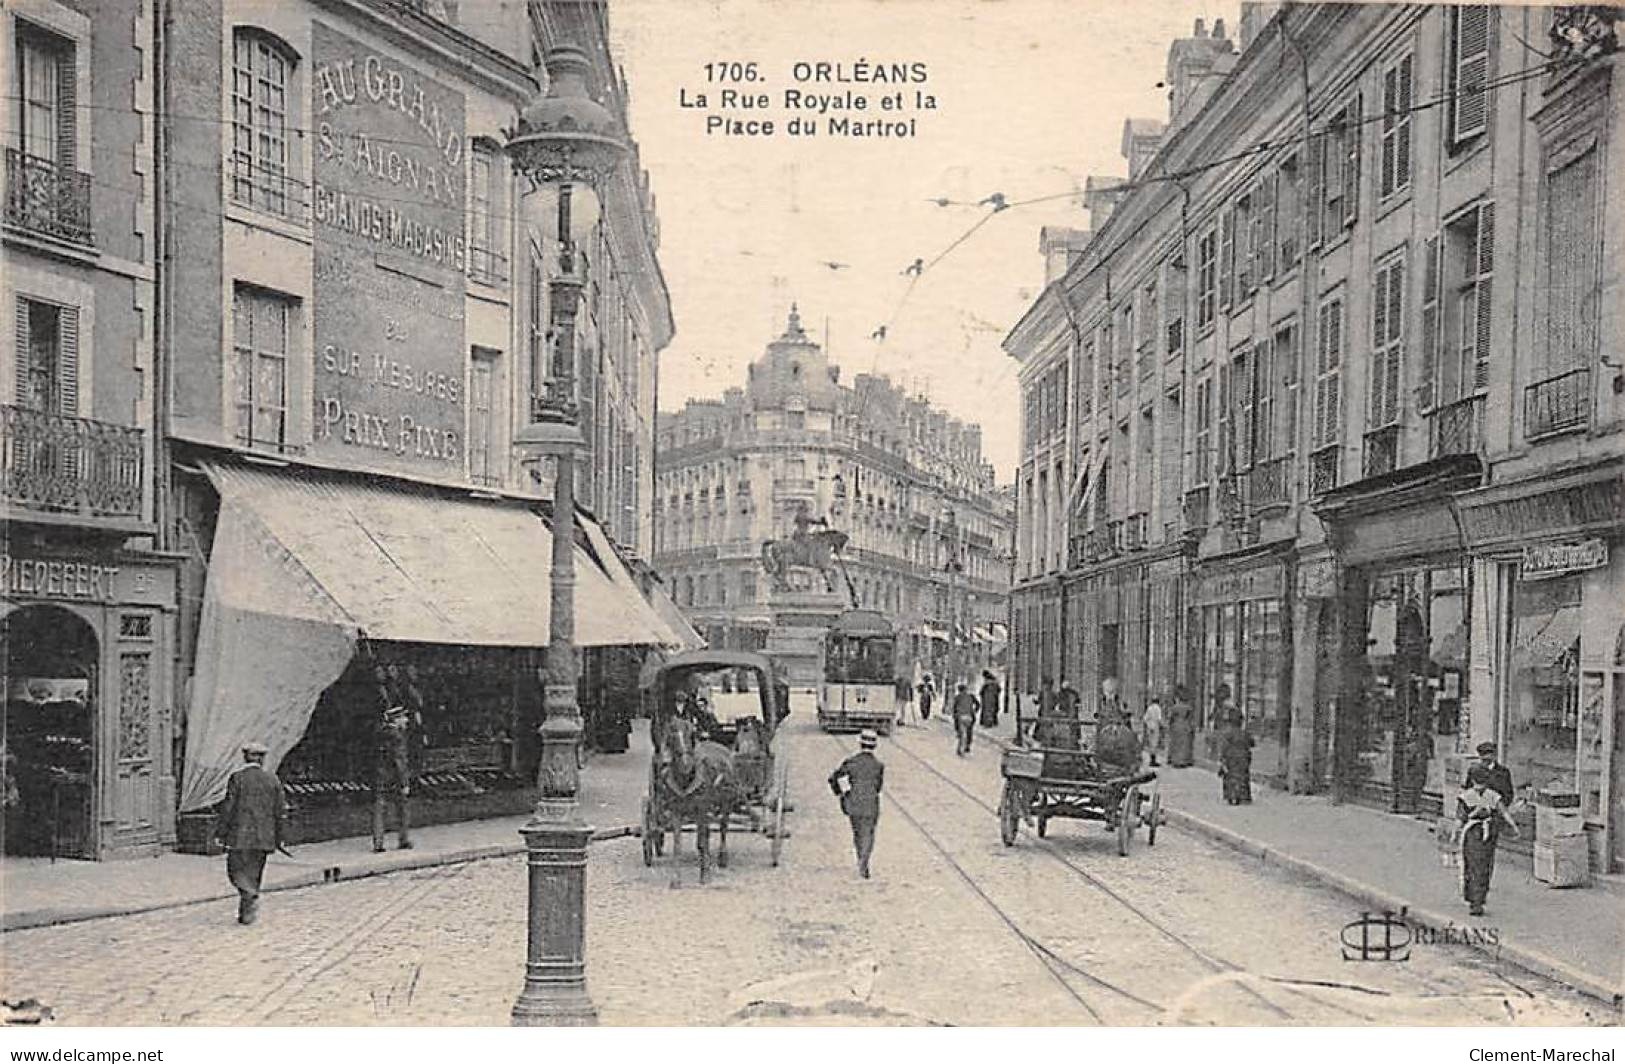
[654,308,1013,685]
[3,0,180,859]
[1008,5,1625,872]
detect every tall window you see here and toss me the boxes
[1193,375,1213,486]
[1315,96,1362,243]
[1076,339,1094,422]
[15,21,74,167]
[1276,154,1301,268]
[1219,206,1237,310]
[232,285,292,450]
[1255,176,1277,282]
[14,298,78,415]
[1379,53,1415,201]
[1542,141,1598,376]
[1249,337,1274,463]
[1313,297,1345,451]
[1369,253,1405,428]
[1164,256,1186,357]
[1274,320,1300,455]
[1446,202,1495,399]
[469,349,498,485]
[231,31,292,215]
[1449,7,1493,145]
[468,146,505,284]
[1197,226,1217,329]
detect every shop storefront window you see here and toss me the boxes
[1344,564,1469,810]
[1505,573,1581,799]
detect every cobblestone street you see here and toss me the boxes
[1,718,1612,1026]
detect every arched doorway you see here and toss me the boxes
[3,605,99,858]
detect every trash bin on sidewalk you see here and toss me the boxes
[1533,789,1589,887]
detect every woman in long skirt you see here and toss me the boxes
[1218,712,1253,805]
[1165,685,1195,767]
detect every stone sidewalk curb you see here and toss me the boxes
[953,718,1624,1010]
[2,825,638,934]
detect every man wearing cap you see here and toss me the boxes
[951,682,979,756]
[213,741,287,925]
[371,666,414,852]
[829,730,885,878]
[1458,742,1519,916]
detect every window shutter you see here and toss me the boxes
[1260,176,1277,279]
[57,42,78,169]
[1453,6,1491,143]
[1474,202,1495,391]
[57,305,79,415]
[1371,268,1390,424]
[1396,55,1413,191]
[1419,235,1440,411]
[1219,208,1236,309]
[1307,135,1325,247]
[1381,66,1398,198]
[1343,95,1362,227]
[14,298,32,407]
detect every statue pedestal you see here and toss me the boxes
[764,584,846,714]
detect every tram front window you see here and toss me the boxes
[829,636,893,684]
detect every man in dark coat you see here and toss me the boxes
[214,741,287,925]
[829,729,885,878]
[951,682,979,756]
[917,676,934,721]
[978,670,1001,729]
[1459,743,1519,916]
[371,692,414,853]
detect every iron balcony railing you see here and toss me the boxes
[1429,393,1485,458]
[1248,454,1293,509]
[2,405,142,518]
[5,149,93,245]
[1182,486,1210,533]
[1524,367,1590,440]
[1124,512,1148,550]
[1362,424,1401,479]
[1310,444,1341,497]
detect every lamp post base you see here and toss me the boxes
[511,798,598,1027]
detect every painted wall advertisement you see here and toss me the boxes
[310,21,468,478]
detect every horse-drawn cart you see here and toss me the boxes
[639,650,791,883]
[997,738,1161,856]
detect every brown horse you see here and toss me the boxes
[655,714,740,887]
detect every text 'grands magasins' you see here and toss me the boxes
[677,59,940,140]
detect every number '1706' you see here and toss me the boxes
[705,62,760,82]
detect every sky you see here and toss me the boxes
[609,0,1241,478]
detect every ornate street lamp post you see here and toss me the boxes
[506,43,626,1028]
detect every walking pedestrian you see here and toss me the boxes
[213,741,287,926]
[829,729,885,879]
[978,670,1001,730]
[1217,708,1253,805]
[1165,684,1195,767]
[1142,694,1165,767]
[1458,743,1519,916]
[917,676,934,721]
[952,682,979,756]
[371,692,414,852]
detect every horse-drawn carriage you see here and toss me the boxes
[639,650,791,884]
[997,721,1161,856]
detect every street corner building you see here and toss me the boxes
[1006,5,1625,875]
[3,0,693,860]
[649,306,1015,686]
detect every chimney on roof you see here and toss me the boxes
[1122,118,1167,180]
[1039,226,1092,285]
[1164,16,1237,133]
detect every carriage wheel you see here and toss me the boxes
[1116,786,1137,857]
[641,798,657,867]
[1146,791,1162,847]
[998,783,1020,847]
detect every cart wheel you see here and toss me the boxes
[641,798,657,867]
[999,783,1020,847]
[1146,791,1162,847]
[770,788,785,868]
[1036,814,1049,839]
[1116,786,1136,857]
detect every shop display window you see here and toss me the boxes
[1505,573,1581,799]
